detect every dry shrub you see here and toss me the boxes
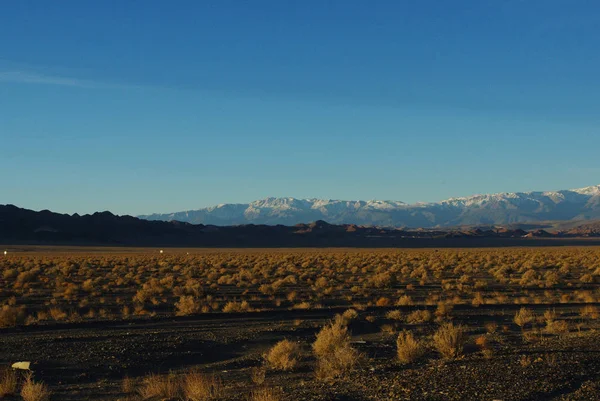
[519,355,532,367]
[543,309,557,324]
[138,373,180,399]
[434,302,453,319]
[514,307,535,329]
[580,305,600,319]
[251,366,266,386]
[375,297,391,307]
[474,335,488,349]
[0,368,18,397]
[482,349,494,359]
[222,301,251,313]
[543,309,568,334]
[266,339,301,371]
[546,320,569,334]
[471,292,484,307]
[406,310,432,324]
[380,324,396,334]
[484,321,498,334]
[49,307,68,321]
[176,295,200,316]
[385,309,403,321]
[312,319,361,379]
[182,370,223,401]
[0,305,25,328]
[292,301,311,310]
[433,323,467,359]
[341,308,359,322]
[396,331,425,364]
[249,386,283,401]
[396,295,413,306]
[20,373,51,401]
[122,375,136,394]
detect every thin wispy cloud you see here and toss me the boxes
[0,71,96,87]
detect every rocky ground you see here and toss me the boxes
[2,306,600,400]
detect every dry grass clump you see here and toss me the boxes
[341,308,359,322]
[433,323,467,359]
[543,309,569,334]
[385,309,403,321]
[396,295,413,306]
[222,301,251,313]
[49,307,68,321]
[138,373,180,399]
[514,307,535,329]
[175,295,201,316]
[580,305,600,319]
[484,321,498,334]
[265,339,301,371]
[182,370,223,401]
[121,375,136,394]
[396,331,425,364]
[0,368,18,397]
[249,386,283,401]
[250,366,266,386]
[375,297,391,307]
[312,319,361,379]
[20,373,51,401]
[435,302,453,319]
[519,354,533,367]
[406,310,432,324]
[0,305,26,328]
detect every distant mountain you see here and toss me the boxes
[3,204,600,248]
[139,185,600,227]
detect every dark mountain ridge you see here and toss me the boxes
[3,204,600,248]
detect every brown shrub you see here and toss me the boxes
[433,323,467,359]
[0,368,18,397]
[435,302,453,319]
[474,335,488,349]
[49,307,68,321]
[341,308,359,322]
[0,305,26,328]
[514,307,535,329]
[182,370,223,401]
[396,331,425,364]
[385,309,403,321]
[484,321,498,334]
[138,373,180,399]
[375,297,391,307]
[20,373,51,401]
[175,295,201,316]
[312,319,361,379]
[121,375,136,394]
[222,301,251,313]
[266,339,301,371]
[406,310,432,324]
[580,305,600,319]
[396,295,413,306]
[250,366,266,386]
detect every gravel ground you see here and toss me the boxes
[2,309,600,400]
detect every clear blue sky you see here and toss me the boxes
[1,1,599,216]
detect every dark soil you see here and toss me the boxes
[2,307,600,400]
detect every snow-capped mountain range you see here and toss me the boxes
[138,185,600,228]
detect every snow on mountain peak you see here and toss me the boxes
[572,185,600,196]
[138,184,600,227]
